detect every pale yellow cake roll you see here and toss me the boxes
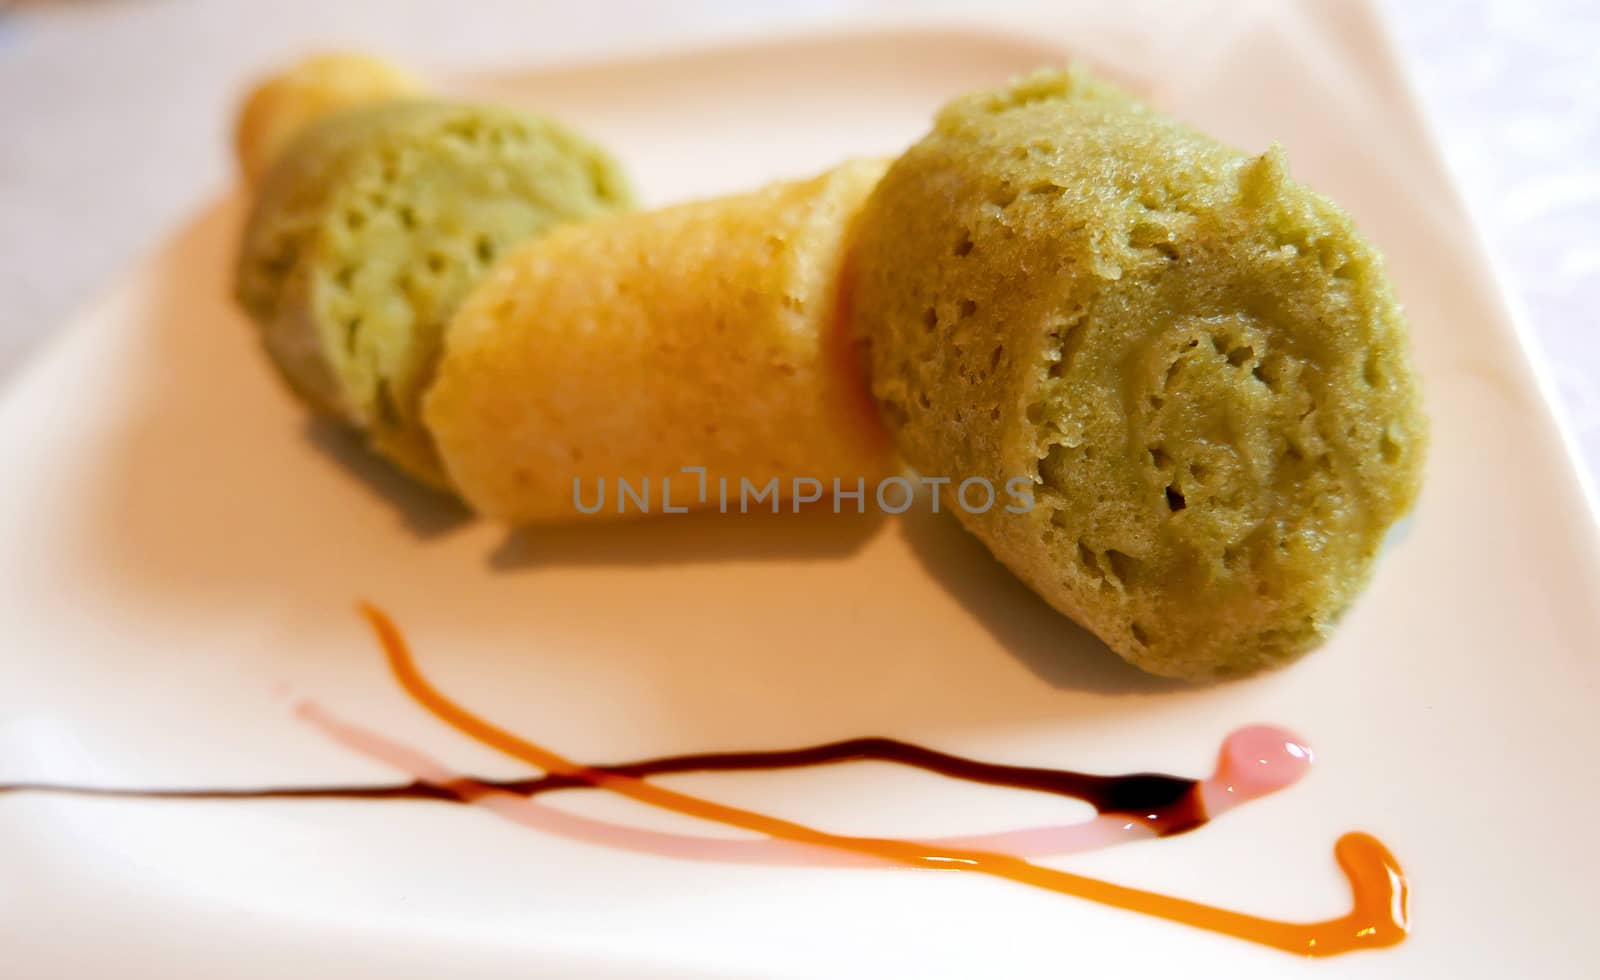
[424,159,897,522]
[235,52,422,183]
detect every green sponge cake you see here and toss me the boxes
[850,69,1426,680]
[235,100,634,485]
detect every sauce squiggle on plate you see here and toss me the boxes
[0,603,1409,957]
[359,603,1407,957]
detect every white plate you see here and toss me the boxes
[2,2,1598,977]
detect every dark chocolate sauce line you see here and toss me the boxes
[0,780,462,803]
[0,736,1204,834]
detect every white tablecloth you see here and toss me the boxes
[1,0,1594,495]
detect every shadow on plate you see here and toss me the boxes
[898,507,1184,697]
[302,419,472,539]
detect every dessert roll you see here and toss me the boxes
[426,159,897,521]
[850,70,1425,679]
[235,100,635,485]
[234,53,424,185]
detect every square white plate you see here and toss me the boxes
[2,1,1597,976]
